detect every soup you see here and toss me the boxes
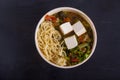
[37,11,93,66]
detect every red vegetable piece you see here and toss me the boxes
[71,58,79,62]
[45,15,52,21]
[45,15,57,22]
[64,17,71,22]
[79,36,84,43]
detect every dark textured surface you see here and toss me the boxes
[0,0,120,80]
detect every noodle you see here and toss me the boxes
[37,21,66,66]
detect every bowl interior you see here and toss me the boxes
[35,7,97,69]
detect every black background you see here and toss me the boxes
[0,0,120,80]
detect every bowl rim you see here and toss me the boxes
[35,7,97,69]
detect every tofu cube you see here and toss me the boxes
[72,21,86,36]
[60,22,73,35]
[64,35,78,49]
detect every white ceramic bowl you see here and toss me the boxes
[35,7,97,69]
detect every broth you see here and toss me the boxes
[38,11,94,66]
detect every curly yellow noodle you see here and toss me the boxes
[37,21,66,66]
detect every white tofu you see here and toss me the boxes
[60,22,73,35]
[72,21,86,36]
[64,35,78,49]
